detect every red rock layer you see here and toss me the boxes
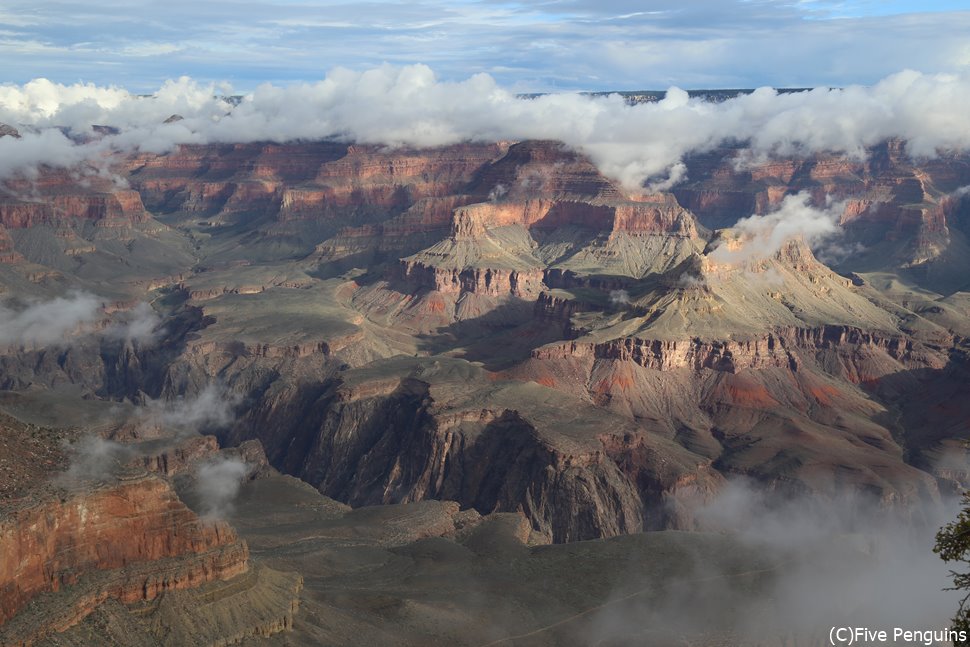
[470,140,622,200]
[0,476,249,627]
[673,140,966,264]
[448,195,697,239]
[129,142,508,223]
[0,169,149,230]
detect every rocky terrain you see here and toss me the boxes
[0,133,968,643]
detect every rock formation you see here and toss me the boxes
[0,135,970,642]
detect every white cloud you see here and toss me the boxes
[103,301,162,345]
[1,67,970,192]
[583,478,961,644]
[709,192,843,264]
[0,291,102,346]
[194,456,248,520]
[137,383,239,436]
[0,1,967,92]
[0,292,165,348]
[609,289,630,306]
[60,435,132,482]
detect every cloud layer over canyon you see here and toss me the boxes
[2,66,970,190]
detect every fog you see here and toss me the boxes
[2,67,970,190]
[709,191,844,264]
[0,292,101,346]
[193,457,248,520]
[581,480,960,646]
[135,383,239,437]
[609,289,630,306]
[59,435,132,483]
[0,292,162,348]
[103,301,163,345]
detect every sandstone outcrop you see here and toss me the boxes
[1,171,149,230]
[0,476,249,642]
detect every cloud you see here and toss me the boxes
[0,291,102,346]
[59,435,132,483]
[193,456,249,520]
[0,128,97,179]
[646,161,687,192]
[103,301,162,345]
[814,239,868,267]
[488,183,508,202]
[609,289,630,306]
[697,481,957,642]
[3,67,970,191]
[0,292,168,348]
[137,383,239,437]
[581,479,960,644]
[709,192,842,264]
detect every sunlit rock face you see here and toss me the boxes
[0,476,249,638]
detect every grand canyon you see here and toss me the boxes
[0,76,969,645]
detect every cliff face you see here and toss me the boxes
[533,325,938,375]
[248,375,723,543]
[129,141,507,224]
[372,142,705,321]
[1,171,149,230]
[397,260,545,298]
[446,194,697,239]
[0,476,248,633]
[0,224,23,264]
[673,141,963,271]
[470,139,622,200]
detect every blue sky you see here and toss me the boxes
[1,1,969,91]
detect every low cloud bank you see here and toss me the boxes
[0,292,101,346]
[583,480,960,645]
[0,292,161,347]
[59,435,132,483]
[103,301,162,345]
[2,67,970,189]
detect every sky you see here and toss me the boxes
[1,1,969,92]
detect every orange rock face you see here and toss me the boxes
[673,140,964,265]
[129,141,508,223]
[0,476,249,629]
[0,170,149,230]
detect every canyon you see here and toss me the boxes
[0,132,968,644]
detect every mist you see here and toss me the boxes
[609,289,630,307]
[2,67,970,190]
[0,292,101,346]
[708,191,843,264]
[0,292,166,348]
[581,480,961,646]
[59,435,132,483]
[135,383,239,437]
[193,457,248,520]
[103,302,162,345]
